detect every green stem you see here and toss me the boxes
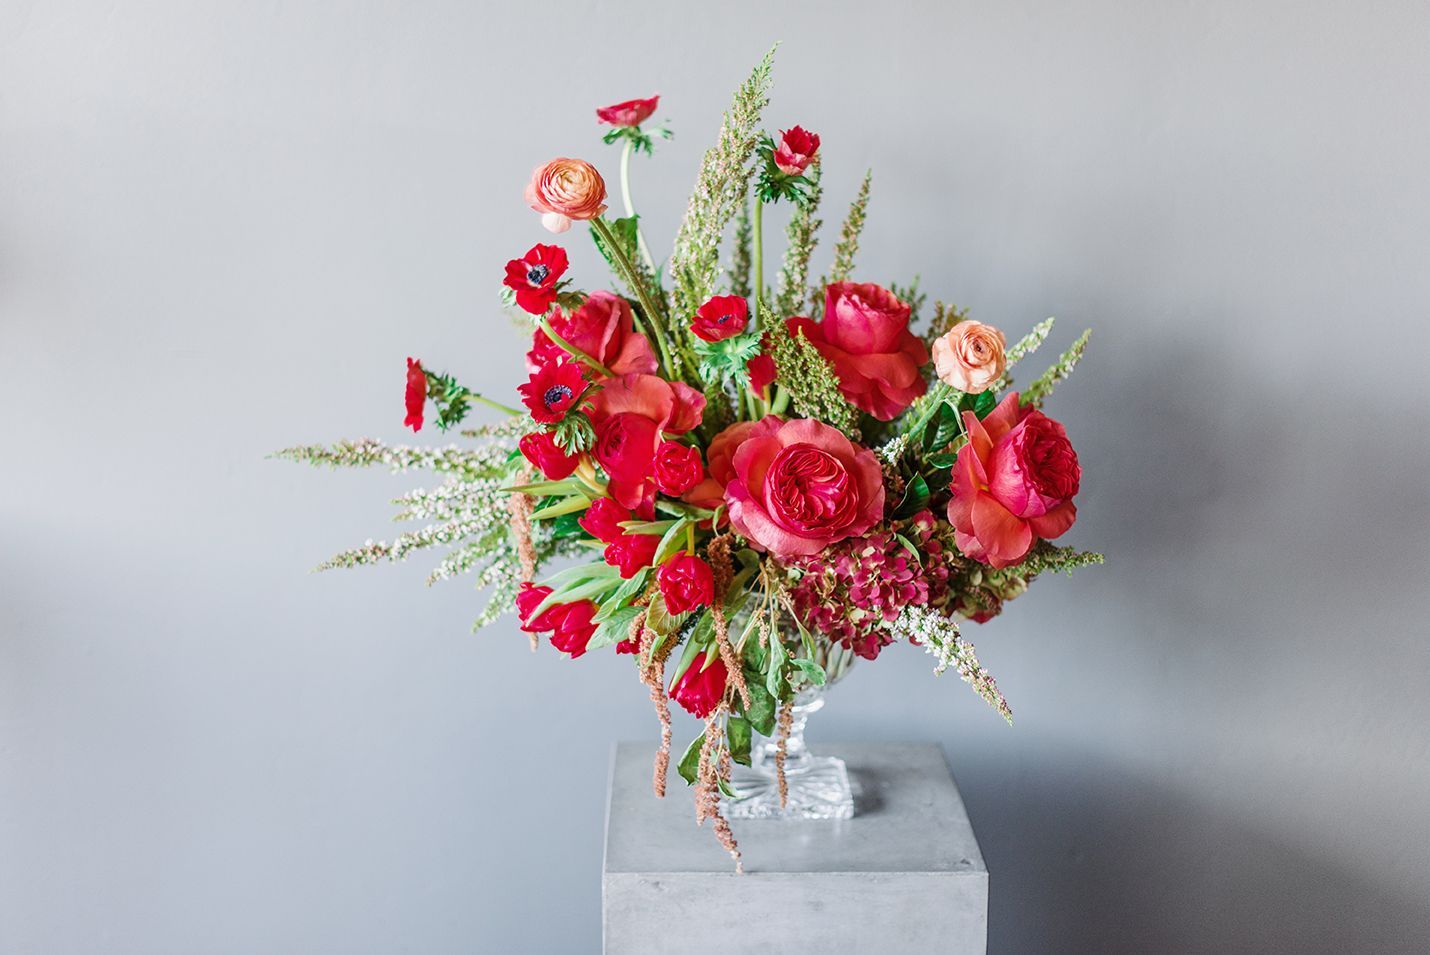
[752,199,764,325]
[903,382,957,439]
[539,315,614,377]
[619,138,658,276]
[590,217,682,380]
[468,392,522,417]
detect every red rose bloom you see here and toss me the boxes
[587,373,706,509]
[548,600,599,657]
[724,417,885,558]
[794,283,929,420]
[519,431,579,480]
[671,655,728,718]
[653,441,704,495]
[526,291,658,377]
[518,360,586,424]
[404,357,426,432]
[774,126,820,175]
[596,94,659,128]
[657,554,715,615]
[580,496,660,578]
[747,350,777,396]
[947,392,1080,568]
[691,294,749,343]
[503,244,568,315]
[578,497,630,544]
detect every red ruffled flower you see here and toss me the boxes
[579,497,660,578]
[526,291,658,378]
[516,582,559,632]
[519,431,579,480]
[518,360,586,424]
[515,582,599,658]
[657,554,714,615]
[404,357,426,432]
[691,294,749,343]
[653,441,704,495]
[671,655,728,718]
[587,374,706,510]
[596,94,659,128]
[503,244,568,315]
[774,126,820,175]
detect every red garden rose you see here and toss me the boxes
[657,554,715,615]
[773,126,820,175]
[579,497,660,578]
[519,431,579,480]
[526,291,658,377]
[793,282,929,420]
[517,360,587,424]
[596,94,659,128]
[653,441,704,495]
[503,243,568,315]
[724,417,885,557]
[587,374,706,509]
[947,392,1080,568]
[691,294,749,343]
[404,357,426,432]
[670,655,728,718]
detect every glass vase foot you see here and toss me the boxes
[726,752,854,819]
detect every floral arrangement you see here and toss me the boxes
[280,48,1101,869]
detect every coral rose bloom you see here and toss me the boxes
[932,320,1007,394]
[526,158,608,233]
[947,392,1081,568]
[794,282,929,420]
[724,418,885,557]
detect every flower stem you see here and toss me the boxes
[619,138,658,276]
[590,217,684,381]
[468,392,522,417]
[539,314,614,377]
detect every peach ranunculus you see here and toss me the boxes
[723,417,885,558]
[525,158,608,234]
[947,392,1081,568]
[932,320,1007,394]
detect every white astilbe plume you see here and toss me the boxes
[891,605,1013,725]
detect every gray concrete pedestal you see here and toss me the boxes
[602,742,988,954]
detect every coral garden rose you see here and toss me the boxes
[517,360,586,424]
[773,126,820,175]
[526,157,608,233]
[404,357,426,432]
[519,431,579,481]
[503,243,568,315]
[681,417,765,510]
[724,417,885,557]
[657,554,715,615]
[793,282,929,420]
[527,291,657,377]
[947,392,1081,568]
[932,320,1007,395]
[596,94,659,127]
[691,294,749,343]
[653,441,704,495]
[670,655,729,719]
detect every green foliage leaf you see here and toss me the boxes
[677,732,704,786]
[791,656,827,687]
[727,716,753,767]
[742,675,776,736]
[549,512,586,539]
[892,474,930,520]
[587,605,642,652]
[591,215,641,269]
[924,401,964,451]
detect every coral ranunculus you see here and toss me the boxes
[657,554,714,614]
[526,157,608,234]
[774,126,820,175]
[517,360,586,424]
[724,417,885,557]
[932,320,1007,395]
[947,392,1081,568]
[670,655,728,719]
[596,94,659,128]
[503,243,569,315]
[796,282,929,420]
[527,291,657,377]
[404,357,426,432]
[519,431,579,480]
[691,294,750,343]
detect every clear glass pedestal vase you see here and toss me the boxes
[726,646,856,820]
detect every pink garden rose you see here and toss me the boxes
[947,392,1081,568]
[527,291,657,377]
[723,417,885,557]
[932,320,1006,394]
[526,157,608,233]
[792,282,929,420]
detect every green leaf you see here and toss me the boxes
[527,494,593,520]
[549,512,585,539]
[791,657,827,687]
[925,401,964,451]
[652,517,693,566]
[925,451,957,470]
[594,569,649,622]
[727,716,753,767]
[587,605,642,652]
[591,215,641,269]
[742,676,776,736]
[893,474,930,519]
[677,732,704,786]
[765,633,788,697]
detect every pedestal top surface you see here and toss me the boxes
[604,742,986,876]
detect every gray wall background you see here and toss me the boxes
[4,1,1429,951]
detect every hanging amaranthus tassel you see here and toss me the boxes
[775,698,794,809]
[695,704,742,873]
[506,468,539,651]
[634,611,674,798]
